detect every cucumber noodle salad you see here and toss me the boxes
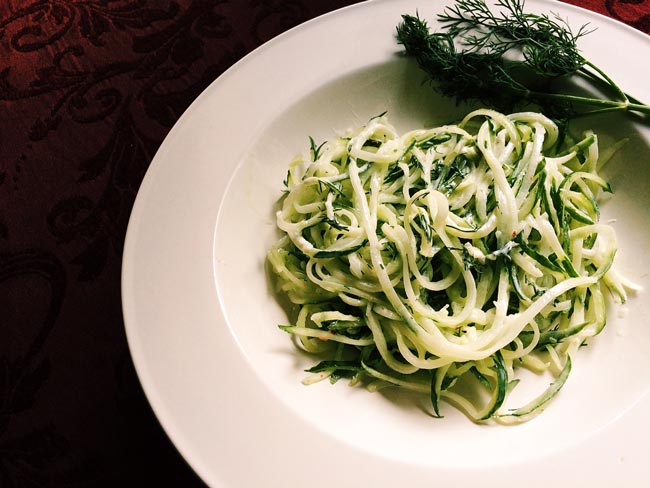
[267,109,636,423]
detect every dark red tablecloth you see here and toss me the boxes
[1,1,648,486]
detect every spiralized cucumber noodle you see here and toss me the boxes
[268,109,634,423]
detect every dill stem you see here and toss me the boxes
[567,106,635,120]
[529,91,650,115]
[581,59,628,102]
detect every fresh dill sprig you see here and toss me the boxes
[395,0,650,119]
[439,0,589,77]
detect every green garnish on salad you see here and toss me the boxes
[396,0,650,119]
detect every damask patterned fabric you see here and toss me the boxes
[0,0,648,486]
[563,0,650,31]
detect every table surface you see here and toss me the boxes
[2,0,648,486]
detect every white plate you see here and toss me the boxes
[122,1,650,486]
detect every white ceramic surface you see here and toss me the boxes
[122,1,650,486]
